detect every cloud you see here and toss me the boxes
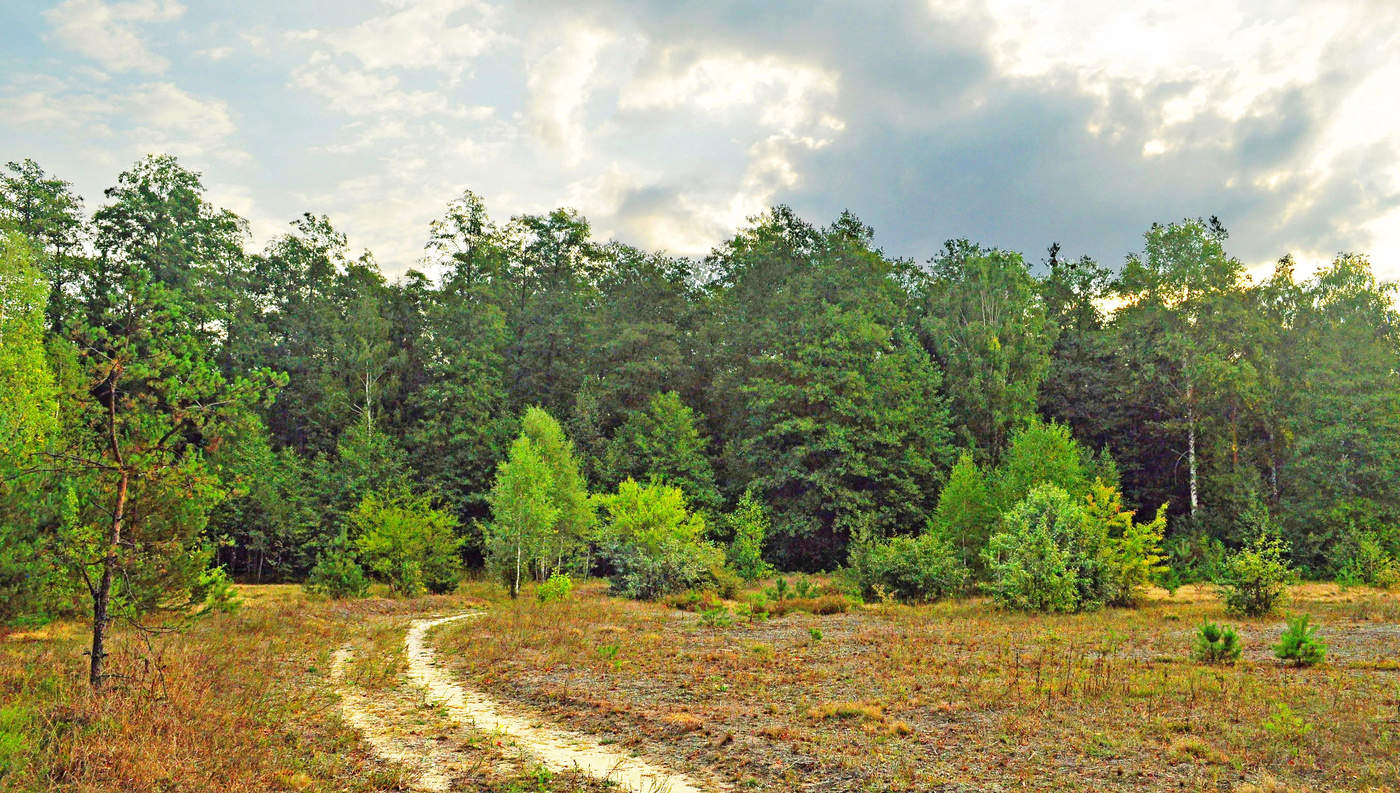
[43,0,184,73]
[299,0,503,74]
[523,22,616,166]
[292,61,462,118]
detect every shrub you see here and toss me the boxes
[994,420,1092,510]
[1191,621,1242,664]
[536,573,573,603]
[193,566,241,615]
[594,479,723,600]
[353,489,463,596]
[726,488,773,582]
[929,452,997,575]
[708,564,742,599]
[1086,481,1168,607]
[304,531,369,599]
[848,527,969,604]
[1274,614,1326,667]
[1335,531,1400,590]
[1219,531,1292,617]
[982,484,1100,612]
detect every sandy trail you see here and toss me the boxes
[405,613,717,793]
[330,647,460,791]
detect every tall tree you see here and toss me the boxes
[0,159,87,332]
[711,209,955,568]
[918,240,1053,461]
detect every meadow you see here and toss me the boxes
[4,579,1397,792]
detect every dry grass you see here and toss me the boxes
[432,579,1400,792]
[0,582,607,792]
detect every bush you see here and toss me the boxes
[726,489,773,582]
[535,573,572,603]
[353,490,463,596]
[1335,531,1400,590]
[1274,614,1326,667]
[848,527,969,604]
[304,531,369,599]
[1220,531,1292,617]
[982,484,1101,612]
[594,479,723,600]
[1086,482,1168,607]
[194,566,241,615]
[1191,621,1242,664]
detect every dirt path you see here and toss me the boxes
[405,613,718,793]
[329,647,492,791]
[331,611,720,792]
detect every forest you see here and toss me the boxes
[6,153,1399,607]
[3,153,1400,790]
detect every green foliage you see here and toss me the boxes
[1220,530,1292,617]
[1335,530,1400,590]
[593,478,722,600]
[919,241,1052,459]
[1086,481,1168,607]
[848,525,969,604]
[982,485,1089,612]
[726,489,773,582]
[194,566,241,615]
[929,452,997,576]
[712,209,955,569]
[1190,622,1242,664]
[994,420,1092,509]
[304,530,369,599]
[535,573,572,603]
[604,392,720,511]
[1262,702,1313,745]
[520,406,595,574]
[352,490,462,596]
[0,231,63,624]
[485,435,558,598]
[1273,614,1326,667]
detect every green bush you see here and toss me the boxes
[1191,621,1242,664]
[353,490,463,596]
[535,573,573,603]
[726,488,774,582]
[304,531,369,599]
[194,566,241,615]
[1220,532,1292,617]
[848,527,969,604]
[1335,531,1400,590]
[982,484,1100,612]
[1274,614,1326,667]
[594,479,722,600]
[1086,481,1168,607]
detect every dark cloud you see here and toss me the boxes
[548,0,1397,269]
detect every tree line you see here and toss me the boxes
[3,155,1398,677]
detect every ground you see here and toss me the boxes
[2,579,1398,792]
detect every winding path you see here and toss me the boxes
[334,612,719,793]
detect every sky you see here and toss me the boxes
[2,0,1399,280]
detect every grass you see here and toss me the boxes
[4,577,1397,791]
[432,579,1400,792]
[0,582,608,792]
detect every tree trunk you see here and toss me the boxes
[1187,398,1199,519]
[90,468,129,689]
[512,542,521,599]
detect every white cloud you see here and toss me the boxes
[620,51,839,132]
[310,0,502,74]
[196,46,234,61]
[523,23,616,167]
[292,62,462,118]
[957,0,1400,273]
[43,0,184,73]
